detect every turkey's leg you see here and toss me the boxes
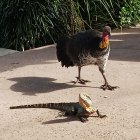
[74,67,90,84]
[99,67,118,90]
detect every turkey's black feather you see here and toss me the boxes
[56,29,109,67]
[56,36,74,67]
[55,26,118,90]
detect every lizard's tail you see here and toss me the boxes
[10,102,77,110]
[10,103,49,109]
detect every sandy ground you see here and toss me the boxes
[0,29,140,140]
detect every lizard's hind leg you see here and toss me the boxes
[56,111,66,117]
[57,111,74,117]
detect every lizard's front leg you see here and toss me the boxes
[78,116,88,122]
[96,109,107,118]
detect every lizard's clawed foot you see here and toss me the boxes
[96,110,107,118]
[100,83,118,91]
[72,77,90,85]
[79,116,88,123]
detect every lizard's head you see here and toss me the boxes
[79,93,95,113]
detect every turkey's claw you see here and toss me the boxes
[75,77,90,84]
[100,83,118,91]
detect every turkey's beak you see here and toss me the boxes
[109,32,111,37]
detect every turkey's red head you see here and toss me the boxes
[103,26,111,37]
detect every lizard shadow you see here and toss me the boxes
[42,116,99,124]
[8,77,99,95]
[42,117,79,124]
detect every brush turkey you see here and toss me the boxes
[56,26,117,90]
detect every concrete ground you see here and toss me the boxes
[0,48,18,56]
[0,28,140,140]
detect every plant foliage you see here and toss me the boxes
[120,0,140,27]
[0,0,140,51]
[0,0,71,50]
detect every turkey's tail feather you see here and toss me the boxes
[56,36,74,67]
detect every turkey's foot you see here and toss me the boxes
[100,83,118,91]
[74,77,90,84]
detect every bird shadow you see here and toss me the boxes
[8,77,99,95]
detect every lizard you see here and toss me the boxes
[10,93,106,122]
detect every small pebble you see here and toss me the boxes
[104,96,108,98]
